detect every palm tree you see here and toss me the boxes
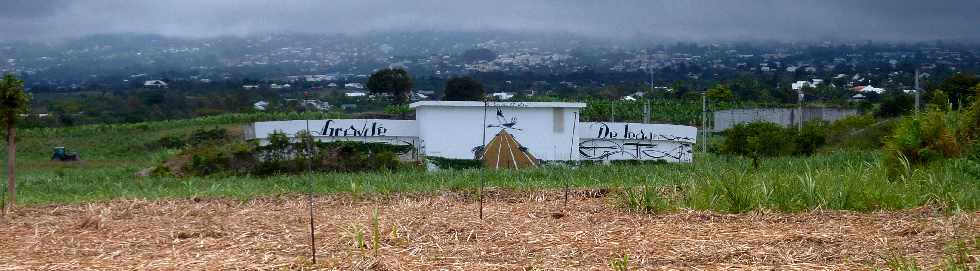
[1,74,30,215]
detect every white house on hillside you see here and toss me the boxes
[852,85,886,94]
[270,83,291,89]
[491,92,514,100]
[253,101,270,111]
[345,91,368,97]
[144,80,167,88]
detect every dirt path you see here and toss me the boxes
[1,191,977,270]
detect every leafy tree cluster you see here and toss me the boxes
[882,78,980,179]
[721,120,829,168]
[21,87,277,128]
[1,74,30,212]
[443,77,485,101]
[367,68,413,104]
[174,132,407,176]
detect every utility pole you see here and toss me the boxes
[701,91,708,154]
[609,101,615,122]
[643,100,650,124]
[797,90,804,132]
[646,63,653,124]
[914,69,921,115]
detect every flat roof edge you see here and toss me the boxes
[409,101,587,109]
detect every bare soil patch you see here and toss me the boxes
[1,190,977,270]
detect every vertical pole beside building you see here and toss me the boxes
[914,69,920,115]
[643,100,650,124]
[479,100,488,220]
[701,92,707,154]
[798,90,804,132]
[610,101,615,122]
[565,112,579,208]
[646,64,653,124]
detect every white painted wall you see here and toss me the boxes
[577,122,697,162]
[412,101,585,160]
[245,102,699,163]
[246,119,418,146]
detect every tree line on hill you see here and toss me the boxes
[9,67,980,130]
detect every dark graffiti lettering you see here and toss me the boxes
[595,123,618,139]
[591,122,694,142]
[579,139,692,161]
[321,120,389,137]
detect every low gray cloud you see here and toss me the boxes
[1,0,978,42]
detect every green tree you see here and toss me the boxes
[959,83,980,144]
[875,91,914,118]
[929,90,950,109]
[367,68,413,104]
[1,74,30,214]
[722,122,796,169]
[937,73,979,109]
[443,77,485,101]
[706,84,735,103]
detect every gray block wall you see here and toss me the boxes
[712,108,858,131]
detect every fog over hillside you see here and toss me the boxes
[2,0,980,42]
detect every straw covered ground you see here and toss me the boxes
[1,190,977,270]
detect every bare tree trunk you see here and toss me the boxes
[5,123,14,212]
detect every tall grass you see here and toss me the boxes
[5,150,977,212]
[0,113,976,213]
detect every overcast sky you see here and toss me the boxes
[2,0,979,42]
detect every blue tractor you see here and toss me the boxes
[51,147,81,162]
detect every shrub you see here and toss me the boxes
[875,92,915,118]
[884,109,962,179]
[825,114,875,145]
[146,128,229,151]
[428,157,483,170]
[252,139,407,175]
[187,145,231,176]
[959,85,980,143]
[722,121,799,168]
[188,127,228,146]
[722,121,797,158]
[147,134,187,150]
[174,131,410,176]
[383,105,413,119]
[795,120,828,155]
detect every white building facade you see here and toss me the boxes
[245,101,697,163]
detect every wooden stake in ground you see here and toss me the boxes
[303,120,317,264]
[565,112,579,208]
[480,100,488,220]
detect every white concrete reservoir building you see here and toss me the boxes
[245,101,697,163]
[412,101,584,161]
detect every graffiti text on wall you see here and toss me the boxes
[579,139,693,161]
[592,122,695,142]
[319,120,389,137]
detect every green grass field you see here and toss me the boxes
[1,112,977,213]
